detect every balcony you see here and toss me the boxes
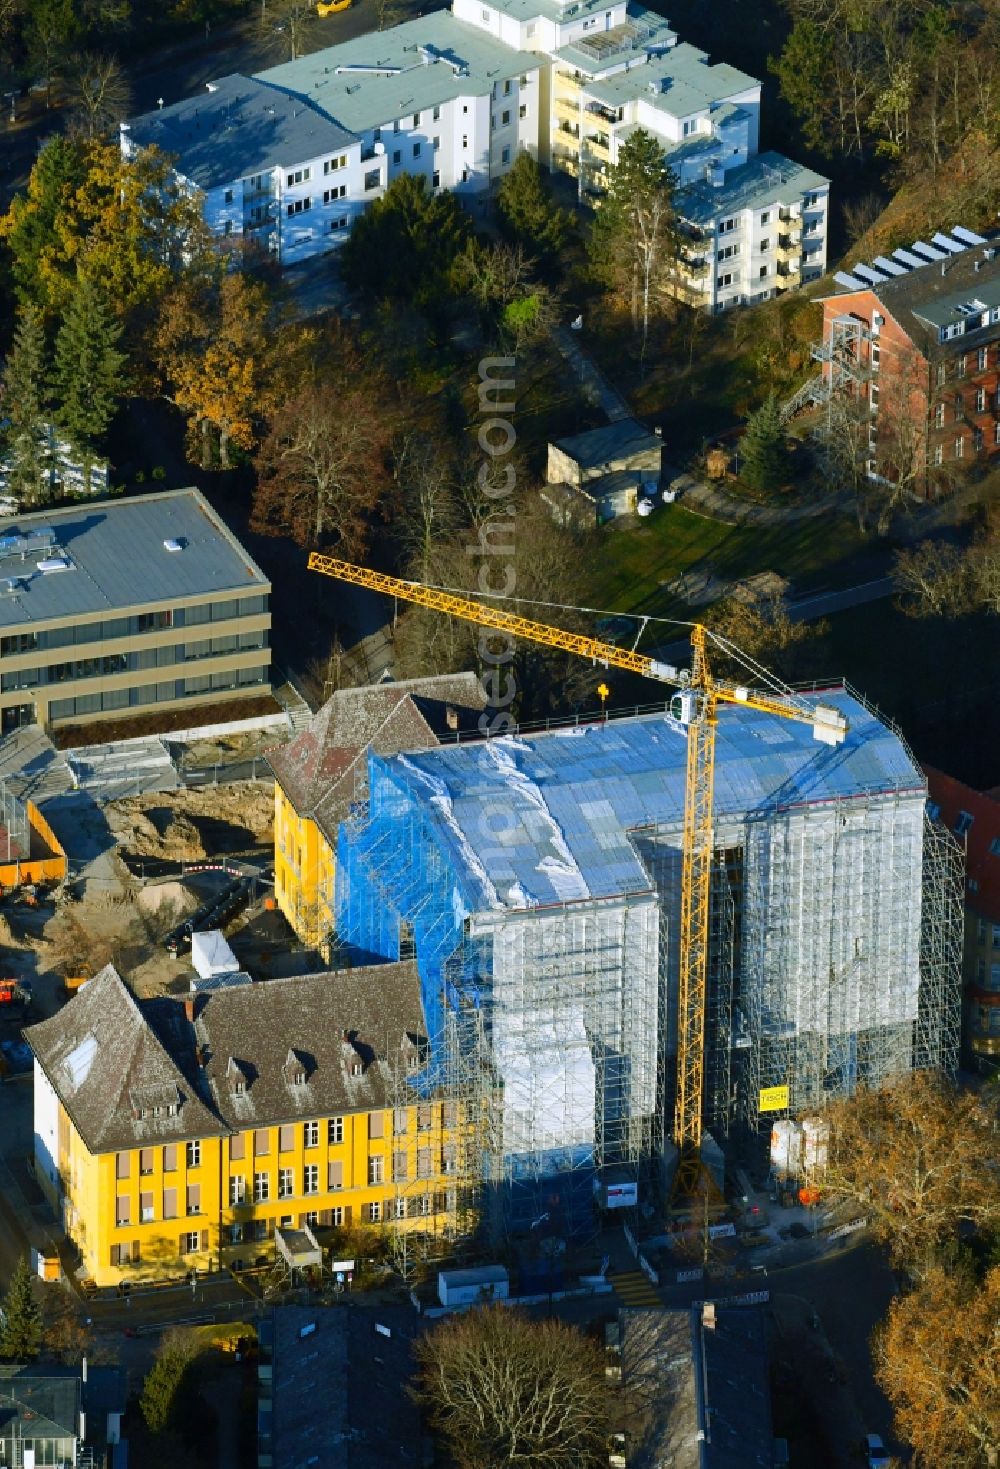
[778,208,801,229]
[585,101,618,126]
[554,94,582,124]
[584,133,611,162]
[558,70,583,91]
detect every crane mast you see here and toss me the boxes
[307,552,847,1200]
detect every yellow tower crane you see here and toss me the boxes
[307,552,848,1202]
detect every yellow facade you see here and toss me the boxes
[273,784,335,952]
[51,1096,460,1288]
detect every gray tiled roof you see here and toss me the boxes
[27,961,427,1149]
[126,74,355,188]
[0,488,269,631]
[268,672,486,830]
[854,240,1000,353]
[257,13,540,136]
[553,418,660,470]
[0,1367,80,1443]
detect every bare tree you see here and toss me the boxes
[819,1071,1000,1275]
[265,0,318,60]
[391,431,462,583]
[67,51,131,139]
[413,1307,609,1469]
[892,539,976,616]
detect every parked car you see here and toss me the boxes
[865,1433,891,1467]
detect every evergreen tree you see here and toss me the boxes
[496,152,574,266]
[0,136,87,308]
[0,1256,42,1361]
[340,174,471,305]
[739,394,791,493]
[52,275,127,485]
[0,303,51,505]
[589,128,677,366]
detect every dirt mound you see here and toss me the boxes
[106,784,273,861]
[136,881,197,917]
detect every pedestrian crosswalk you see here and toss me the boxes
[612,1270,662,1308]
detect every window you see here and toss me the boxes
[717,273,733,290]
[230,1133,245,1162]
[323,154,347,174]
[462,135,468,148]
[413,111,420,126]
[760,210,770,224]
[394,1107,409,1135]
[279,1124,295,1152]
[870,343,880,370]
[501,109,510,125]
[303,1165,319,1195]
[718,244,739,262]
[718,216,737,234]
[369,1112,385,1140]
[412,142,421,158]
[286,197,311,216]
[936,362,947,387]
[254,1172,270,1202]
[957,355,967,378]
[870,383,879,407]
[933,444,944,466]
[433,104,440,121]
[329,1117,344,1144]
[181,1231,201,1254]
[328,1160,343,1190]
[393,119,401,133]
[395,1196,407,1220]
[519,104,527,119]
[286,168,310,186]
[759,265,768,279]
[979,346,989,371]
[977,387,987,413]
[364,170,380,191]
[139,1148,154,1175]
[501,145,510,165]
[141,1192,154,1223]
[935,402,946,429]
[975,428,984,454]
[955,436,965,459]
[995,421,1000,445]
[303,1121,319,1148]
[993,924,1000,948]
[116,1152,131,1180]
[230,1176,246,1206]
[369,1156,384,1185]
[432,135,440,151]
[163,1187,178,1219]
[187,1141,201,1169]
[392,150,401,165]
[255,1129,270,1155]
[186,1184,201,1215]
[224,189,233,204]
[432,170,440,188]
[116,1195,131,1226]
[278,1168,294,1199]
[323,185,347,203]
[364,1201,382,1223]
[393,1149,408,1180]
[759,238,770,253]
[955,810,974,836]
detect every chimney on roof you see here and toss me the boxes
[702,1302,716,1331]
[184,996,196,1022]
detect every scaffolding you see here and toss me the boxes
[333,690,963,1231]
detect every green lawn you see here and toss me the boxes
[582,503,872,619]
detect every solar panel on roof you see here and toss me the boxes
[852,263,890,284]
[932,232,966,254]
[911,241,946,262]
[952,225,988,246]
[834,271,868,291]
[892,248,926,269]
[872,255,907,276]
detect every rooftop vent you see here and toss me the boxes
[37,555,72,574]
[163,538,184,552]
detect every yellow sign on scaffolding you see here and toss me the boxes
[759,1085,790,1113]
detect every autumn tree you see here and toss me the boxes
[413,1307,608,1469]
[140,1328,198,1433]
[52,275,128,482]
[589,128,677,367]
[706,578,823,683]
[155,272,275,469]
[893,532,1000,618]
[820,1071,1000,1274]
[875,1264,1000,1468]
[0,1257,42,1361]
[0,303,51,505]
[342,174,471,305]
[0,136,88,309]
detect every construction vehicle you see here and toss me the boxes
[316,0,351,14]
[0,978,30,1010]
[307,552,848,1204]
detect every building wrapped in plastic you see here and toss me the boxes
[335,686,961,1236]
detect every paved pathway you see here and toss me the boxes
[667,464,853,527]
[550,325,633,421]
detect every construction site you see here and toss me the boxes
[299,562,963,1243]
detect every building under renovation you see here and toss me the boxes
[335,686,961,1235]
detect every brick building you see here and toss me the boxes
[819,226,1000,495]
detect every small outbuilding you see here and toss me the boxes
[437,1265,510,1309]
[543,419,663,526]
[190,929,239,981]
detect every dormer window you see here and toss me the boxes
[283,1047,308,1087]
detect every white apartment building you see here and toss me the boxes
[124,0,828,305]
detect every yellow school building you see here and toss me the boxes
[28,961,464,1288]
[269,674,484,953]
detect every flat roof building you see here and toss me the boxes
[0,488,271,735]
